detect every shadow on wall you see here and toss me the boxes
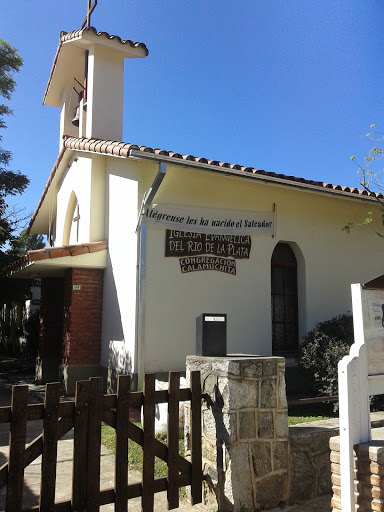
[203,387,236,511]
[102,253,135,391]
[107,341,133,392]
[103,254,125,342]
[188,358,289,511]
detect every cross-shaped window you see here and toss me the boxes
[73,204,80,243]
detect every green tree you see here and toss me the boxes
[343,124,384,237]
[9,229,45,257]
[0,40,29,266]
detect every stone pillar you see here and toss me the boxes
[330,432,384,512]
[186,355,288,511]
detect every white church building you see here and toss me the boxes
[5,25,384,393]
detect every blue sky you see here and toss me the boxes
[1,0,383,221]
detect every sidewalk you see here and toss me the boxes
[0,357,332,511]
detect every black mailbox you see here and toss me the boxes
[196,314,227,357]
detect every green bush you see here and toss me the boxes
[298,313,354,397]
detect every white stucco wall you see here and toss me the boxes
[86,45,124,142]
[90,155,107,242]
[100,158,139,375]
[55,155,93,246]
[138,163,384,373]
[55,153,139,376]
[55,153,384,378]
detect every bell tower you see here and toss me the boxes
[43,4,148,147]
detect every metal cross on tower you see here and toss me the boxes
[81,0,98,29]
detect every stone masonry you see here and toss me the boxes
[330,427,384,512]
[185,355,288,511]
[289,418,340,504]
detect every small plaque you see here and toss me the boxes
[73,285,81,290]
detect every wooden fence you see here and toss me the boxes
[0,371,202,512]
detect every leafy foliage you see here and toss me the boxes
[298,313,354,397]
[344,125,384,237]
[0,40,29,267]
[9,229,45,257]
[0,41,23,101]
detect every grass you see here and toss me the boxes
[288,414,332,425]
[288,402,336,425]
[101,421,186,495]
[102,408,334,479]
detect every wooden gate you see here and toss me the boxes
[0,371,202,511]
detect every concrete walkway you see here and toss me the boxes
[0,357,332,511]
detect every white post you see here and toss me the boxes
[338,284,372,512]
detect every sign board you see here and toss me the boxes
[164,230,252,275]
[142,204,275,236]
[165,230,251,259]
[360,290,384,375]
[338,278,384,512]
[179,256,236,275]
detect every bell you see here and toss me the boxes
[72,106,80,127]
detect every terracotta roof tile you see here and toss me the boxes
[154,149,168,156]
[43,27,148,105]
[27,146,67,233]
[62,136,384,202]
[119,147,130,158]
[60,27,148,54]
[28,135,384,234]
[2,241,108,277]
[49,248,71,259]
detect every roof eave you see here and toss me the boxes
[29,135,383,237]
[27,146,71,235]
[43,27,148,107]
[128,150,384,204]
[3,242,108,278]
[63,136,383,204]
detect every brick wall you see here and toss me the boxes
[330,434,384,512]
[63,268,103,366]
[39,277,64,360]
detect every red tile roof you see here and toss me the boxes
[29,146,67,234]
[43,27,148,105]
[63,136,384,199]
[28,135,384,234]
[2,241,108,277]
[60,27,148,53]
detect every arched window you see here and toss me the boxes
[271,243,299,355]
[63,191,79,245]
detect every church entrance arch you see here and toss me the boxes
[271,242,299,356]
